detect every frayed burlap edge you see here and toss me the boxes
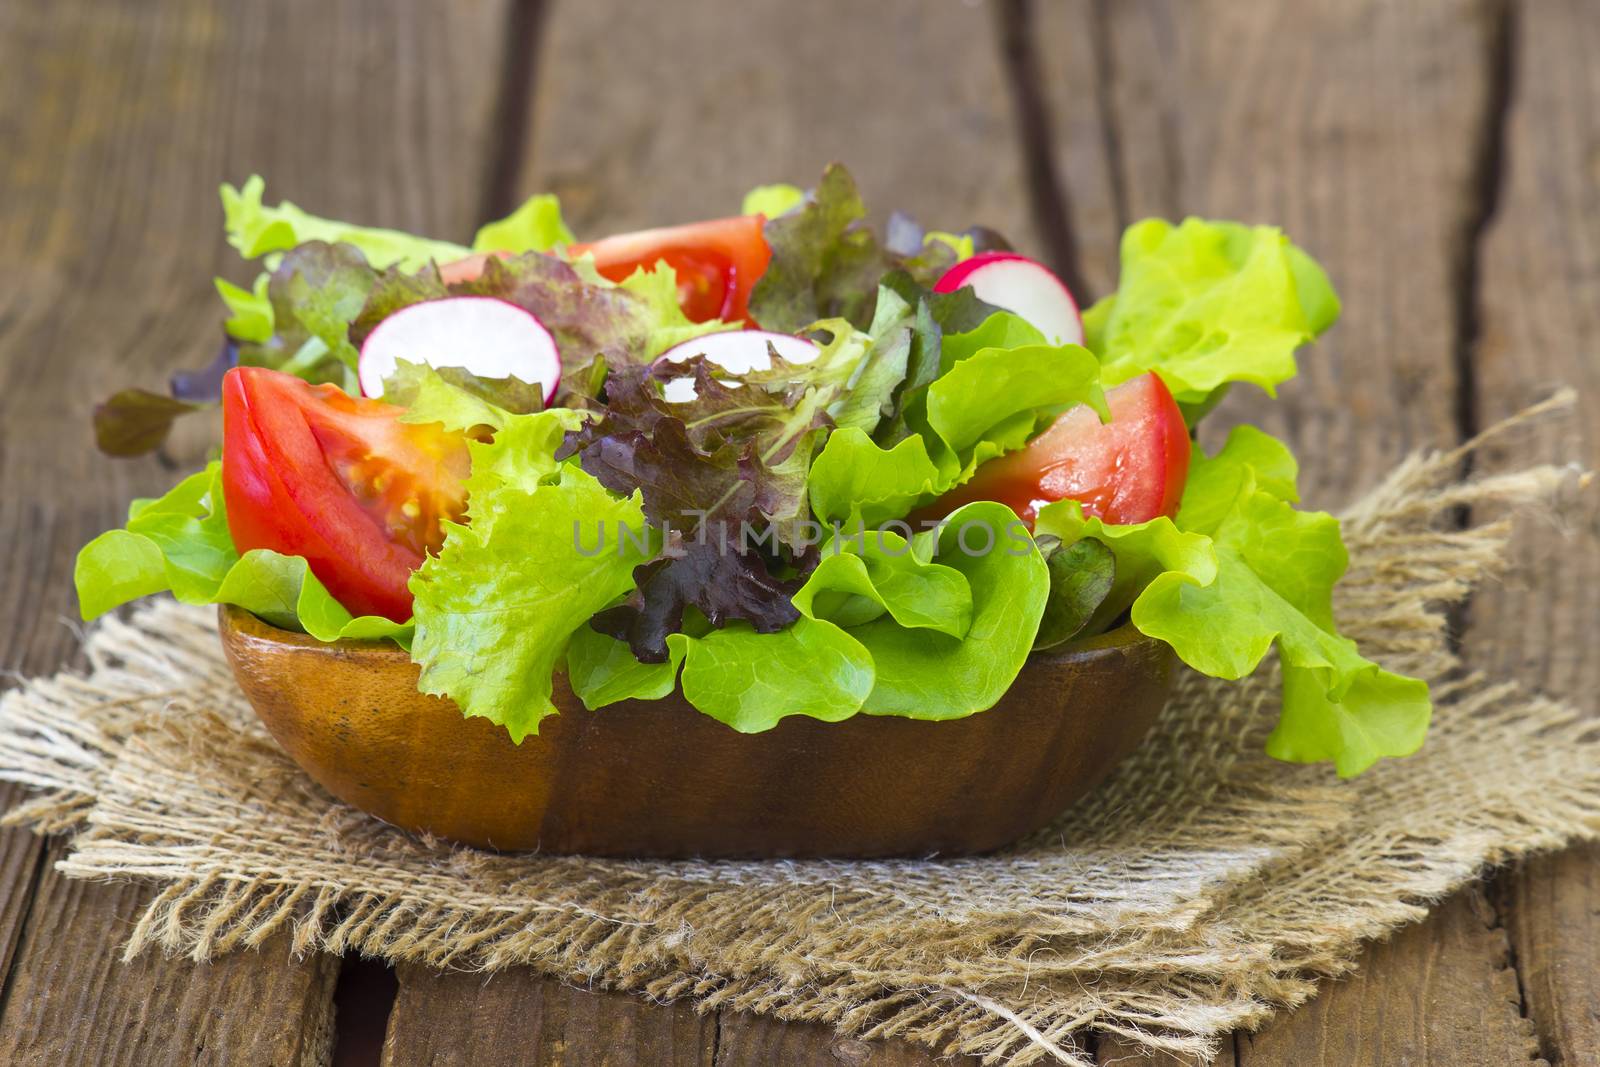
[1,393,1594,1066]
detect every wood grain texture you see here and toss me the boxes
[1240,891,1540,1066]
[1502,845,1600,1067]
[713,1012,964,1067]
[0,0,513,1059]
[0,861,340,1066]
[382,967,716,1067]
[0,783,48,994]
[1040,0,1491,496]
[1464,1,1600,1064]
[521,0,1037,254]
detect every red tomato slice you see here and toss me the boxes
[443,216,771,325]
[919,372,1191,528]
[221,367,470,622]
[568,215,771,325]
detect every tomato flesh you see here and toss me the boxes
[921,372,1190,527]
[221,367,470,622]
[445,216,772,325]
[570,215,771,325]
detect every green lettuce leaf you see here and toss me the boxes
[471,194,574,253]
[805,428,943,528]
[1083,218,1340,409]
[74,462,410,645]
[222,175,470,272]
[669,617,875,733]
[1033,506,1218,636]
[806,313,1106,525]
[832,502,1048,719]
[1134,473,1429,776]
[408,416,652,740]
[793,529,973,636]
[1038,427,1430,777]
[565,625,685,709]
[740,183,806,218]
[215,275,274,343]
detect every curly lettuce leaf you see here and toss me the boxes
[806,429,943,528]
[385,360,560,429]
[1038,428,1430,777]
[1083,218,1340,409]
[1136,474,1429,776]
[216,276,274,343]
[222,176,470,272]
[74,462,410,645]
[409,425,651,739]
[471,194,574,254]
[256,241,381,378]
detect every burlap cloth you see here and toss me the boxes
[2,398,1596,1066]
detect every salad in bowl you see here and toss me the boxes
[76,165,1430,854]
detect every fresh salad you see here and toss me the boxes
[76,164,1430,776]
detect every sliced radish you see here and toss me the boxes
[654,330,819,402]
[358,296,561,402]
[934,252,1084,346]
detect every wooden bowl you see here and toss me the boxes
[218,604,1173,858]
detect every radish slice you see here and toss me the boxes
[654,330,820,403]
[358,296,561,402]
[934,252,1084,346]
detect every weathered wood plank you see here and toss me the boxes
[0,783,47,994]
[1030,2,1546,1064]
[1240,891,1539,1066]
[1502,845,1600,1067]
[521,0,1036,254]
[0,862,340,1066]
[0,0,514,1059]
[381,968,716,1067]
[1042,0,1484,497]
[1463,1,1600,1064]
[714,1012,959,1067]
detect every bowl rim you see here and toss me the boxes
[217,603,1162,669]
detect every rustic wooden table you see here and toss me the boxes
[1,0,1595,1063]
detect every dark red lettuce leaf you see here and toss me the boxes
[93,390,201,457]
[561,359,830,660]
[748,163,1014,335]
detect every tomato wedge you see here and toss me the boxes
[443,216,771,325]
[221,367,470,622]
[919,372,1191,528]
[568,215,770,325]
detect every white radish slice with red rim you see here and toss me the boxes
[358,296,562,402]
[654,330,820,402]
[934,252,1084,346]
